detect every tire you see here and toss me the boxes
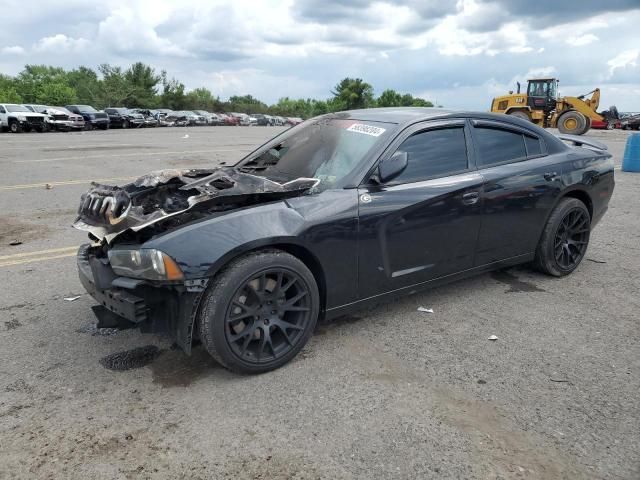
[84,122,93,131]
[580,117,592,135]
[557,111,586,135]
[9,120,22,133]
[122,120,129,129]
[534,198,591,277]
[100,124,109,130]
[508,110,531,122]
[199,250,320,374]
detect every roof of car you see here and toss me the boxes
[337,107,457,124]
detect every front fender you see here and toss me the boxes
[144,201,307,278]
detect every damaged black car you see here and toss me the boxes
[75,108,614,373]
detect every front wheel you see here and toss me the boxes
[199,250,320,374]
[557,111,587,135]
[534,198,590,276]
[9,120,21,133]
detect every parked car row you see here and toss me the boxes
[0,103,304,133]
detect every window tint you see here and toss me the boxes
[390,127,468,184]
[524,135,542,156]
[0,106,5,113]
[475,127,526,167]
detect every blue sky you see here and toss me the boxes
[1,0,639,110]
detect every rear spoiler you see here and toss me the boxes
[556,134,608,151]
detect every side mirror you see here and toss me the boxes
[378,151,408,183]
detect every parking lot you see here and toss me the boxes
[1,126,638,479]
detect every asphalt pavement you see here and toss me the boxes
[0,125,638,479]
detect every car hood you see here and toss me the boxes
[73,167,319,243]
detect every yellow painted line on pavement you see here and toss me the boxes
[0,246,78,267]
[0,177,135,191]
[13,148,250,163]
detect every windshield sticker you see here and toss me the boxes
[346,123,386,137]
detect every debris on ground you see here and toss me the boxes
[9,240,22,246]
[586,258,607,264]
[182,134,189,139]
[417,307,434,313]
[63,295,81,302]
[45,183,53,190]
[99,345,162,371]
[488,335,498,341]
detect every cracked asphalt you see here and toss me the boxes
[0,126,638,479]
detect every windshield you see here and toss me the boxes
[6,104,31,112]
[236,118,393,191]
[76,105,98,112]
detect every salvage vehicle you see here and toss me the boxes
[0,103,49,132]
[66,105,109,130]
[74,108,614,373]
[104,108,145,129]
[51,107,85,130]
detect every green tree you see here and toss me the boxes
[98,64,136,107]
[36,82,76,105]
[15,65,69,103]
[66,67,100,105]
[124,62,161,107]
[377,89,403,107]
[331,77,374,110]
[184,87,222,111]
[160,73,186,110]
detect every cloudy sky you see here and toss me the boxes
[1,0,639,110]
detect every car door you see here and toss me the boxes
[470,119,565,265]
[0,105,7,127]
[357,119,484,299]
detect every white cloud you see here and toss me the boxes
[33,34,89,53]
[607,49,639,77]
[1,46,25,55]
[566,33,598,46]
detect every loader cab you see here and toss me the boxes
[527,78,558,112]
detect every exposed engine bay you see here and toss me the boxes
[73,167,319,243]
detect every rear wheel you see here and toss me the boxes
[199,250,320,374]
[508,110,531,122]
[557,111,586,135]
[534,198,590,277]
[122,120,129,129]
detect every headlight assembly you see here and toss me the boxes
[108,249,184,281]
[16,115,26,121]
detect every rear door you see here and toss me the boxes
[357,120,484,299]
[470,120,565,265]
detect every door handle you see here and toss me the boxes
[544,172,558,181]
[462,191,480,205]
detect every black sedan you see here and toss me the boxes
[104,108,145,128]
[74,108,614,373]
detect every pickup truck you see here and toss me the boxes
[0,103,49,132]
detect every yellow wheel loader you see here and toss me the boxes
[490,78,611,135]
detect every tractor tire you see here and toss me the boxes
[557,111,587,135]
[579,117,592,135]
[508,110,531,122]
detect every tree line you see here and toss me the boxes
[0,63,435,118]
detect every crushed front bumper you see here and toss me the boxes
[77,244,204,353]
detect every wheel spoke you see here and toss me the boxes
[281,277,297,293]
[282,305,310,312]
[276,319,304,331]
[283,290,307,308]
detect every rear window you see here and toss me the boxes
[475,127,527,167]
[524,135,542,156]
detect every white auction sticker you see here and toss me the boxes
[346,123,386,137]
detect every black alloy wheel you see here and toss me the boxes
[199,250,319,373]
[123,119,129,129]
[553,207,589,270]
[534,197,590,276]
[225,269,312,363]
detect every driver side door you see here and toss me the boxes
[357,119,484,299]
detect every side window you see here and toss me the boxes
[390,127,468,184]
[474,127,527,167]
[0,106,6,114]
[524,134,542,156]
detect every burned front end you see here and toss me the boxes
[74,167,318,352]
